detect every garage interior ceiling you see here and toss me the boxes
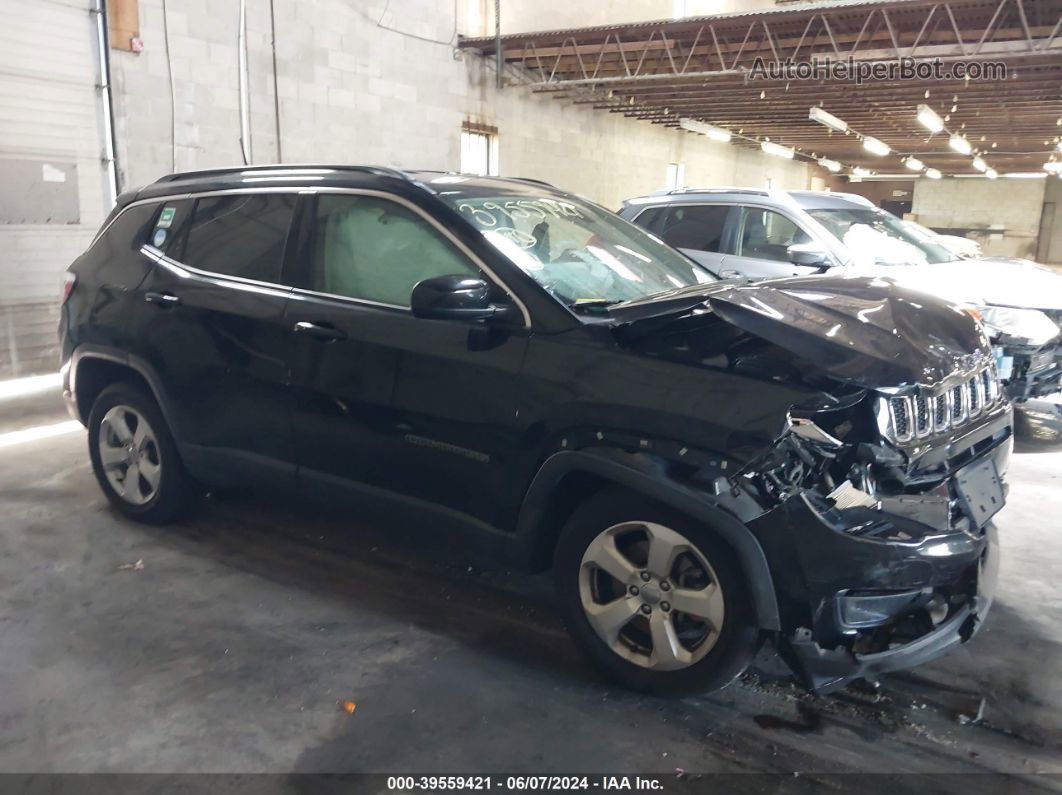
[460,0,1062,175]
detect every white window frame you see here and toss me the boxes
[461,128,499,176]
[665,162,686,190]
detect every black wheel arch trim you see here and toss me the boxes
[67,344,187,444]
[516,447,781,631]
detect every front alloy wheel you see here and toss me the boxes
[580,521,725,671]
[555,489,759,695]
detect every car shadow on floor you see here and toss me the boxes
[103,487,1062,775]
[131,486,596,685]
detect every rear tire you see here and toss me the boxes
[554,488,760,695]
[88,382,194,524]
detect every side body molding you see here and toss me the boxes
[515,448,781,631]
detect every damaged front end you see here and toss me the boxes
[612,275,1014,691]
[740,373,1009,692]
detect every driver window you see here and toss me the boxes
[659,205,730,252]
[736,207,807,262]
[310,194,478,306]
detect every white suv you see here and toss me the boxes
[620,188,1062,412]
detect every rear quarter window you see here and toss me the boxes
[80,203,158,287]
[146,199,193,257]
[629,206,667,234]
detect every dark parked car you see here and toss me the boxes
[60,166,1010,694]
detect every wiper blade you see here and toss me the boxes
[571,298,623,313]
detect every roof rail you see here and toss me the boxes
[512,176,558,189]
[668,187,769,196]
[153,164,413,184]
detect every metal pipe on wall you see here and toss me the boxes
[494,0,501,89]
[269,0,282,162]
[91,0,120,205]
[237,0,252,165]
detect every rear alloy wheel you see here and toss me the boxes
[555,489,759,695]
[97,405,162,506]
[88,383,194,523]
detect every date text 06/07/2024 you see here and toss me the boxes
[385,776,666,791]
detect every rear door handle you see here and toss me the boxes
[144,291,182,307]
[293,320,347,342]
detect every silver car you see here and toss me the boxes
[619,188,1062,417]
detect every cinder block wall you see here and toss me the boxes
[0,0,109,378]
[109,0,813,207]
[472,0,777,38]
[912,177,1047,260]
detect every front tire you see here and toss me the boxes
[554,489,760,695]
[88,382,194,524]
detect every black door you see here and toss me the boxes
[287,191,529,527]
[130,192,299,488]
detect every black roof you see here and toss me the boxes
[131,165,562,204]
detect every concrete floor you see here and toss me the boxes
[1,390,1061,784]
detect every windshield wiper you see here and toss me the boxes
[571,299,623,313]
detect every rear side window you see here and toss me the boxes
[660,205,731,253]
[182,193,296,283]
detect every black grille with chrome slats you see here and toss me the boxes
[885,363,1003,444]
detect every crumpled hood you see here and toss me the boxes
[853,257,1062,311]
[614,274,990,390]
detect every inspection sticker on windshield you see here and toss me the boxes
[157,207,176,229]
[955,458,1005,528]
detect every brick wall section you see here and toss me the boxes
[0,0,108,377]
[109,0,813,207]
[911,177,1047,260]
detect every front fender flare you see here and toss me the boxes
[515,448,781,631]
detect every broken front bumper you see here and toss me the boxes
[999,340,1061,401]
[749,455,1004,692]
[786,522,998,692]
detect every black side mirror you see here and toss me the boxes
[411,275,499,321]
[787,243,830,267]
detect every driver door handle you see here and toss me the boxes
[293,320,347,342]
[144,291,182,308]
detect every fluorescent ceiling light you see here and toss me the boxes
[852,173,924,181]
[1004,172,1048,178]
[985,168,998,179]
[851,167,873,177]
[948,134,972,155]
[971,157,988,172]
[925,168,943,179]
[818,158,842,172]
[761,141,794,159]
[808,107,848,133]
[679,118,731,142]
[1043,161,1062,173]
[916,104,945,133]
[862,136,890,156]
[905,157,924,171]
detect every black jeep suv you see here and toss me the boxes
[60,165,1010,694]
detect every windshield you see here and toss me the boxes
[807,207,958,266]
[436,187,715,306]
